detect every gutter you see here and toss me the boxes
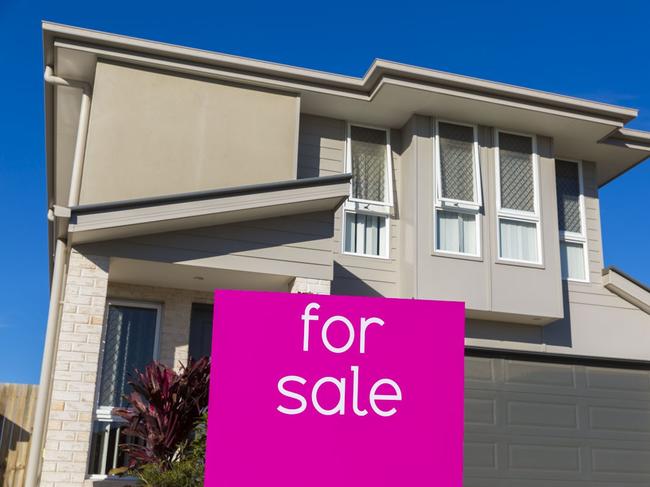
[42,21,639,125]
[602,266,650,314]
[25,67,93,487]
[603,266,650,294]
[71,173,353,214]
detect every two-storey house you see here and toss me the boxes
[30,22,650,486]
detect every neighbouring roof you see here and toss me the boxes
[603,267,650,314]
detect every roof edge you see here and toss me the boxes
[602,266,650,315]
[71,173,353,215]
[602,266,650,294]
[42,21,639,124]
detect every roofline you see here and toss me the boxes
[71,173,352,215]
[603,266,650,294]
[597,128,650,187]
[42,21,639,124]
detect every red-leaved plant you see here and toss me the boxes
[113,357,210,471]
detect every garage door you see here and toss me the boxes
[465,351,650,486]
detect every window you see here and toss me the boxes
[556,159,588,281]
[89,302,160,476]
[344,212,387,257]
[343,124,392,258]
[496,131,541,263]
[434,121,482,256]
[189,303,213,360]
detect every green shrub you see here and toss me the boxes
[132,411,207,487]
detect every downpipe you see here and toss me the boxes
[24,66,93,487]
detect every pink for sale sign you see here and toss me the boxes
[204,290,464,487]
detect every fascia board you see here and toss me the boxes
[43,21,638,124]
[68,177,350,244]
[603,267,650,314]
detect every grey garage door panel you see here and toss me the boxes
[464,354,650,485]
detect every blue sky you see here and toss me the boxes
[0,0,648,383]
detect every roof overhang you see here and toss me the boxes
[43,22,650,198]
[42,22,650,269]
[66,174,351,245]
[602,267,650,314]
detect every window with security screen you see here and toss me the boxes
[499,133,535,213]
[343,124,392,258]
[434,121,482,256]
[89,302,160,476]
[556,160,582,234]
[556,160,587,281]
[349,125,390,204]
[438,122,477,203]
[496,131,540,263]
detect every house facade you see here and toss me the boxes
[30,22,650,486]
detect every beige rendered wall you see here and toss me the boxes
[297,114,401,297]
[79,61,300,205]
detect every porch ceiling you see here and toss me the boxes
[109,257,292,293]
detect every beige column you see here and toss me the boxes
[40,250,109,487]
[290,277,331,295]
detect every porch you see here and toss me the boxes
[40,176,347,485]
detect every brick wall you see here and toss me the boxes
[39,256,327,485]
[40,250,109,487]
[290,277,331,295]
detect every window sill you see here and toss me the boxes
[431,250,483,263]
[341,251,390,261]
[495,258,545,270]
[565,277,590,284]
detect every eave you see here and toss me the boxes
[602,267,650,315]
[66,174,351,245]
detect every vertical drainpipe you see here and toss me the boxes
[24,66,93,487]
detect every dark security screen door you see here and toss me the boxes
[189,303,213,360]
[98,304,158,408]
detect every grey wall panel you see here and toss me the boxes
[77,212,334,280]
[297,114,345,178]
[464,354,650,485]
[489,135,564,321]
[297,114,401,296]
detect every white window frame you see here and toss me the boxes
[495,130,543,265]
[341,208,391,259]
[557,159,589,283]
[434,119,483,210]
[90,300,162,480]
[433,119,482,257]
[345,122,394,209]
[343,122,393,259]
